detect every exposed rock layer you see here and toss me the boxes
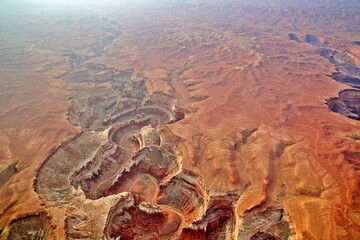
[289,33,360,120]
[1,0,360,239]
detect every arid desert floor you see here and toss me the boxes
[1,0,360,239]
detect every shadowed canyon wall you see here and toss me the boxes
[1,0,360,239]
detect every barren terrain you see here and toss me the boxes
[1,0,360,239]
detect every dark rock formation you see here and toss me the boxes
[250,232,281,240]
[318,48,360,89]
[305,34,321,45]
[316,47,360,120]
[318,48,337,64]
[157,170,206,223]
[2,213,54,239]
[180,192,239,240]
[331,73,360,89]
[288,33,301,43]
[311,43,360,120]
[104,193,181,240]
[238,206,291,239]
[326,89,360,120]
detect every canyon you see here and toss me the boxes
[1,0,360,239]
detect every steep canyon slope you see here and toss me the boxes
[1,0,360,239]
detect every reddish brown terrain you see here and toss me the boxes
[1,0,360,239]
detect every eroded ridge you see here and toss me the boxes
[238,206,291,240]
[35,77,189,238]
[0,212,54,240]
[34,33,191,238]
[66,70,185,131]
[320,46,360,119]
[104,192,182,240]
[35,131,102,203]
[326,89,360,120]
[35,52,259,238]
[157,170,207,224]
[31,22,205,237]
[5,1,358,238]
[70,123,184,200]
[180,191,240,240]
[289,33,360,120]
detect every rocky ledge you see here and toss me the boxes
[289,33,360,120]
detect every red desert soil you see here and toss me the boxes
[1,0,360,239]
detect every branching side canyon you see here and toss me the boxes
[1,0,360,239]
